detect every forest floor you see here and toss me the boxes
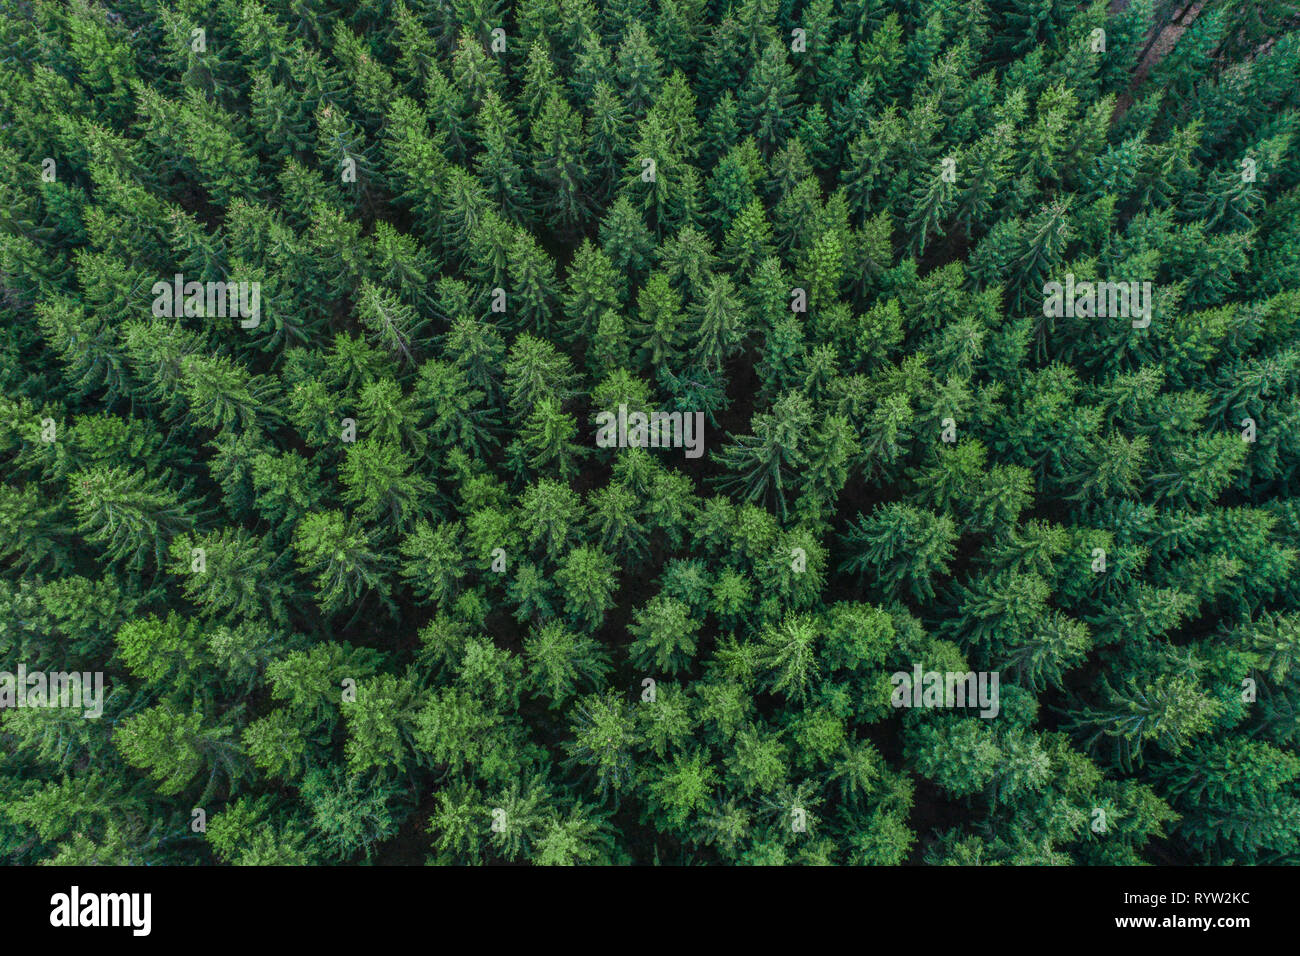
[1112,0,1206,118]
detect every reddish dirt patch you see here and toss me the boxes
[1113,0,1207,118]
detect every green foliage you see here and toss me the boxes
[3,0,1298,868]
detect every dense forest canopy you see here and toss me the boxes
[2,0,1300,865]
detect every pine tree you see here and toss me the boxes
[70,465,192,572]
[291,510,392,616]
